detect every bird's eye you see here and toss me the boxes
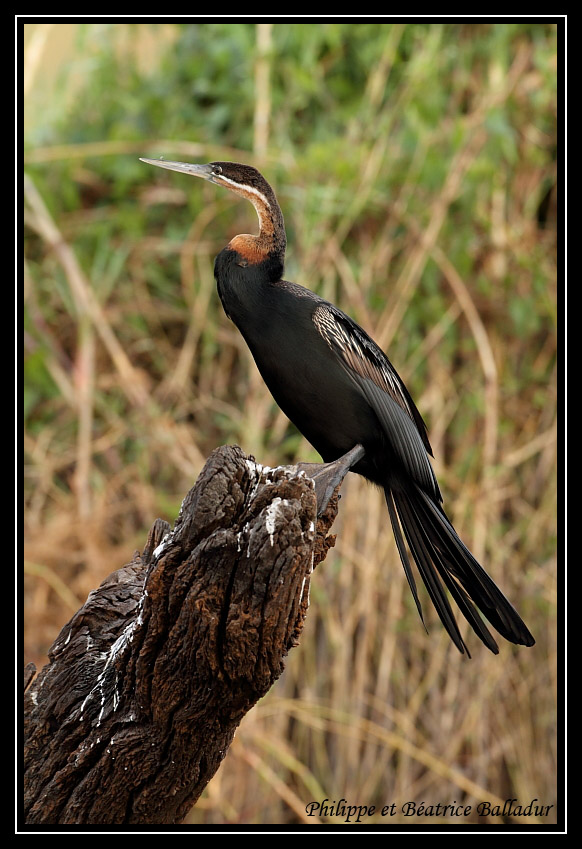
[212,165,222,176]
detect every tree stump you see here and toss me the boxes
[23,445,340,825]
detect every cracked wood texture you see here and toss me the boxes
[23,445,340,825]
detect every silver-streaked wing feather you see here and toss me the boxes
[313,304,441,500]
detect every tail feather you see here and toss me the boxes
[385,489,426,629]
[385,485,535,654]
[390,489,470,655]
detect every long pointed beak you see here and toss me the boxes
[139,158,214,180]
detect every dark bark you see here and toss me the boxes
[23,445,340,825]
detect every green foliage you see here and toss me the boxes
[23,16,558,522]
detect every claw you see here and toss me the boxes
[293,444,365,515]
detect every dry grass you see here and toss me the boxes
[23,22,558,827]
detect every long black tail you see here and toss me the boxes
[385,485,535,655]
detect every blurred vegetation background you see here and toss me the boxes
[23,22,558,826]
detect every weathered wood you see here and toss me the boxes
[23,445,340,825]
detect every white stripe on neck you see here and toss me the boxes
[216,174,271,210]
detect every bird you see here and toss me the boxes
[140,156,535,656]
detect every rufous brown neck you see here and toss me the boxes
[212,174,286,266]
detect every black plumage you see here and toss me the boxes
[140,157,535,656]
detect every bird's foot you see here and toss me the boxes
[292,444,365,516]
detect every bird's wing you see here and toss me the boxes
[313,303,441,500]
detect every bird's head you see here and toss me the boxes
[140,157,285,266]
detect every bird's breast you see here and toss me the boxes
[215,269,385,464]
